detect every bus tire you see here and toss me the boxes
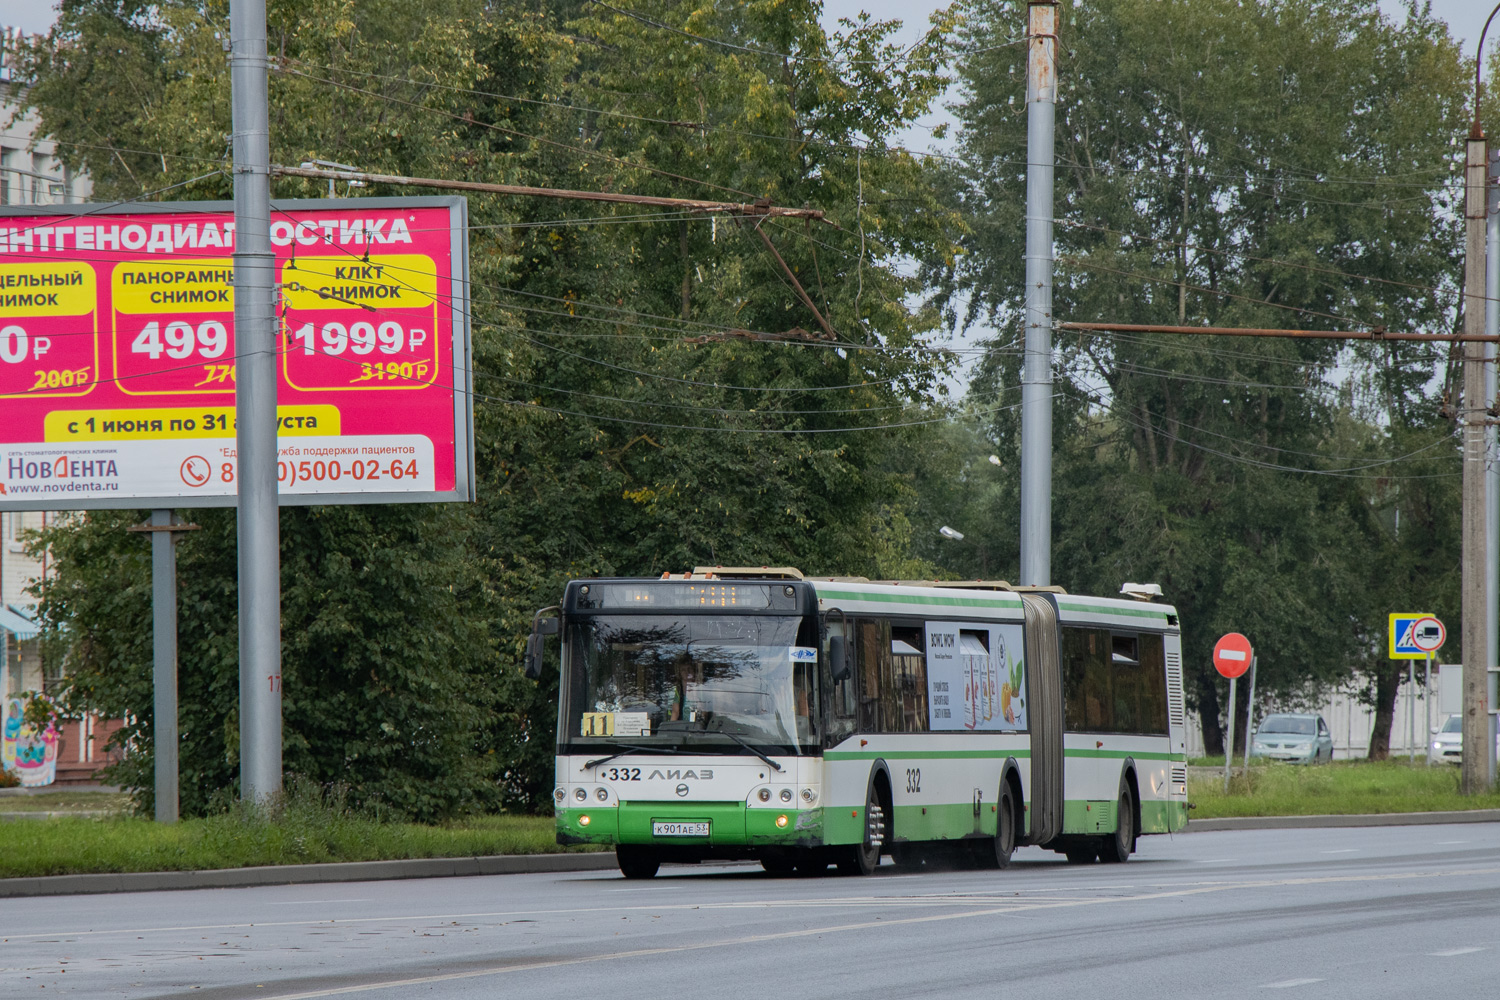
[838,776,887,875]
[616,845,660,879]
[1099,780,1135,864]
[990,783,1018,869]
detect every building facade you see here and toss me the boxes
[2,25,115,784]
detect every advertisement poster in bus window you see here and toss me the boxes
[924,622,1026,732]
[0,197,473,511]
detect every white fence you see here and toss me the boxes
[1184,664,1465,760]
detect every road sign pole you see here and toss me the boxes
[1242,655,1258,772]
[1407,659,1415,763]
[1224,674,1237,793]
[231,0,282,805]
[1424,652,1433,767]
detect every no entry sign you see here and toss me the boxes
[1213,632,1253,679]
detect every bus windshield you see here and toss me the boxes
[563,615,817,754]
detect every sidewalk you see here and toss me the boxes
[1184,808,1500,832]
[0,852,618,898]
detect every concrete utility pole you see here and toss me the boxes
[1488,147,1500,785]
[1020,0,1057,587]
[1462,130,1491,795]
[230,0,281,804]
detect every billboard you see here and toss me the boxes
[0,197,473,510]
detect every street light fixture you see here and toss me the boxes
[939,526,965,541]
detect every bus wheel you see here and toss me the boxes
[616,846,660,879]
[837,783,886,875]
[985,784,1017,869]
[1100,782,1135,864]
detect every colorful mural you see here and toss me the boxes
[1,693,60,787]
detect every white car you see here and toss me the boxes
[1429,715,1462,764]
[1429,714,1500,764]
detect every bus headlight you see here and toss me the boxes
[757,788,772,802]
[800,787,818,804]
[775,815,789,828]
[554,787,566,803]
[574,787,587,802]
[596,787,609,801]
[779,788,793,803]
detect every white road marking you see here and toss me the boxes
[1195,859,1234,863]
[1427,947,1485,956]
[266,900,372,906]
[242,869,1500,1000]
[1434,841,1468,845]
[1319,849,1357,854]
[8,867,1499,946]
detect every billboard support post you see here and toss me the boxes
[150,509,179,823]
[230,0,281,805]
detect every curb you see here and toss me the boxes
[1184,809,1500,832]
[0,852,617,899]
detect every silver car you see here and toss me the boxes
[1250,714,1334,763]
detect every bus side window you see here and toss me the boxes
[1062,626,1110,731]
[1135,632,1168,734]
[856,619,893,732]
[891,626,928,733]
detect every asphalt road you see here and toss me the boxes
[3,824,1496,1000]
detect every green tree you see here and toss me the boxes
[32,505,496,820]
[937,0,1466,752]
[18,0,963,808]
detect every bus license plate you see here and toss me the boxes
[652,821,709,837]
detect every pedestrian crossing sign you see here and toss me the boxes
[1388,613,1435,660]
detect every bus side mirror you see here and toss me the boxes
[523,609,559,680]
[829,635,851,682]
[524,633,545,680]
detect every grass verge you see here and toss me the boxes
[1188,759,1500,819]
[0,789,596,880]
[0,791,132,813]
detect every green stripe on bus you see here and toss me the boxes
[826,749,1032,761]
[814,589,1023,610]
[826,748,1181,762]
[1056,602,1171,620]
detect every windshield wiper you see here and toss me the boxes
[709,726,784,772]
[582,744,682,770]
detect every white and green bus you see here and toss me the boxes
[527,568,1188,878]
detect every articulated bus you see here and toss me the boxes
[526,568,1188,878]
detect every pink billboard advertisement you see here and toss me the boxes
[0,197,473,510]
